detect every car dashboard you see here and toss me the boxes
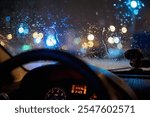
[113,70,150,100]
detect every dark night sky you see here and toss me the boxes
[0,0,149,18]
[0,0,150,32]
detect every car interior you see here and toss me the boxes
[0,45,149,100]
[0,0,150,100]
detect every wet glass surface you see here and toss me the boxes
[0,0,150,69]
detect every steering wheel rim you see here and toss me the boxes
[0,49,112,99]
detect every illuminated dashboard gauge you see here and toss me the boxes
[45,87,67,100]
[90,93,98,100]
[71,85,87,95]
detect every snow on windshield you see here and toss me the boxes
[0,0,150,69]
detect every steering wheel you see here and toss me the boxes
[0,49,137,99]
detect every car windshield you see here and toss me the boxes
[0,0,149,70]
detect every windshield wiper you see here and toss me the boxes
[109,67,132,72]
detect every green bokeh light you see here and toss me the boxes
[21,44,32,51]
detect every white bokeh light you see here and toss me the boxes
[108,37,114,44]
[109,25,116,32]
[131,1,138,8]
[117,43,123,49]
[114,37,120,44]
[121,27,128,33]
[87,34,95,41]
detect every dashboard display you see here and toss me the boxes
[45,87,67,100]
[71,85,87,95]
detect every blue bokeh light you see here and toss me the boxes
[113,0,145,24]
[18,23,30,35]
[130,1,138,8]
[24,28,29,35]
[34,38,42,44]
[46,35,57,47]
[18,27,24,34]
[125,0,145,15]
[5,16,11,22]
[133,9,139,15]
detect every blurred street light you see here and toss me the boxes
[88,41,94,48]
[108,37,114,44]
[114,37,120,44]
[6,34,13,40]
[121,27,128,33]
[87,34,95,41]
[109,25,116,32]
[131,0,138,8]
